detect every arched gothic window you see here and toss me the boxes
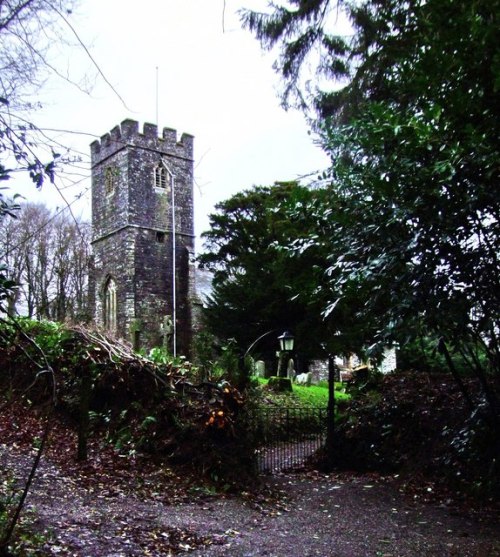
[104,277,117,333]
[154,161,174,190]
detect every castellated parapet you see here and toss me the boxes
[90,119,194,166]
[89,119,196,356]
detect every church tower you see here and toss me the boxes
[89,119,196,355]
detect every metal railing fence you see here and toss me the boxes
[247,406,327,473]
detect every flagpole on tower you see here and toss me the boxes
[155,66,159,127]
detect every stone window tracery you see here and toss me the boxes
[104,277,117,333]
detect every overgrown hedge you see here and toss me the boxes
[328,371,500,500]
[0,318,255,482]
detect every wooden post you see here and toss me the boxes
[77,367,91,461]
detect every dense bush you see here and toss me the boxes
[330,371,500,501]
[398,335,489,376]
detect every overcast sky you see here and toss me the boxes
[19,0,330,250]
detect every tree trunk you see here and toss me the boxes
[438,337,476,413]
[77,368,91,461]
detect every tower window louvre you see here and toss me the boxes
[105,166,117,195]
[154,162,173,189]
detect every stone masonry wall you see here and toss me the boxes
[90,120,196,355]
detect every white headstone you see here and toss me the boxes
[255,360,266,377]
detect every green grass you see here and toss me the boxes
[294,382,350,407]
[254,377,350,408]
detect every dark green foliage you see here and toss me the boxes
[192,334,252,390]
[243,0,500,425]
[316,0,500,420]
[240,0,350,113]
[398,335,489,377]
[192,331,217,382]
[330,371,500,500]
[199,182,360,361]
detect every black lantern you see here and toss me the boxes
[278,331,295,352]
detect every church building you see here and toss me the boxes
[89,119,198,356]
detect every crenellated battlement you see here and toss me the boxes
[90,119,194,165]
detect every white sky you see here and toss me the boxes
[14,0,330,251]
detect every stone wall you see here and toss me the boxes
[309,348,398,382]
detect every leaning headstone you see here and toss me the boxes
[296,371,313,386]
[296,373,307,385]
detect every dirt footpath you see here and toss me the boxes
[184,474,500,557]
[2,446,500,557]
[0,445,500,557]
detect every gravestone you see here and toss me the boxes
[255,360,266,377]
[296,372,313,386]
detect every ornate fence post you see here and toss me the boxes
[325,355,336,469]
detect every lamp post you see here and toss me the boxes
[277,331,295,377]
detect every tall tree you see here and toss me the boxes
[199,181,376,364]
[200,183,321,362]
[243,0,500,420]
[0,0,83,314]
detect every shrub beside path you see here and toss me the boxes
[2,446,499,557]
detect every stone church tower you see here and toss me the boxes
[89,119,196,355]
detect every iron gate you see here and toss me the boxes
[251,406,327,473]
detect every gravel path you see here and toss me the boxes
[2,446,499,556]
[183,475,500,557]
